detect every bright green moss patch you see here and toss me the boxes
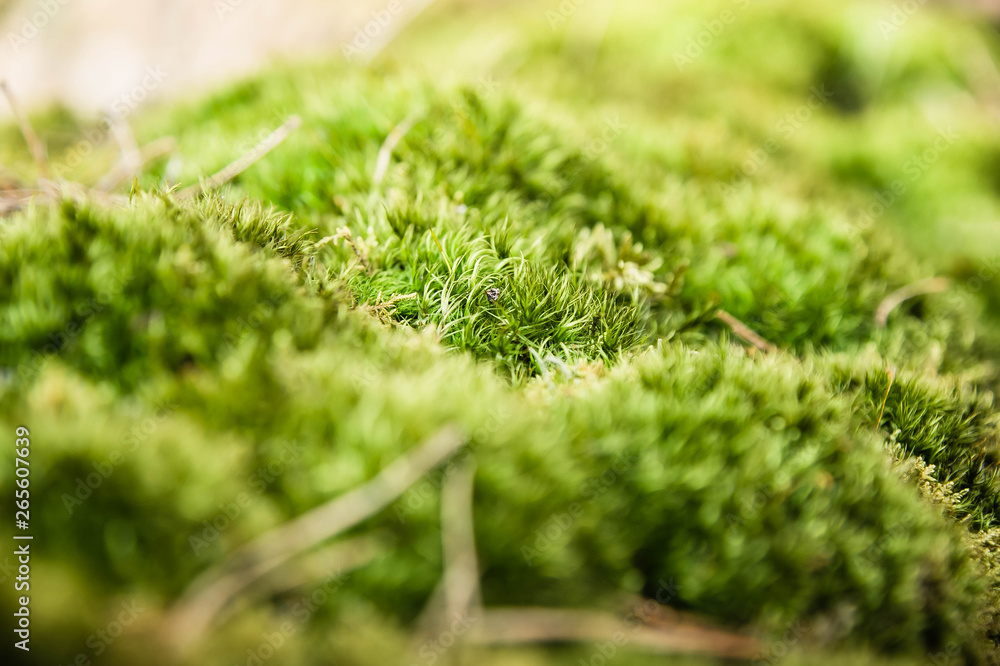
[3,1,1000,664]
[867,368,1000,531]
[0,171,996,665]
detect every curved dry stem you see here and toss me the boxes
[177,115,301,200]
[467,606,760,659]
[875,277,951,327]
[373,112,421,185]
[164,425,464,653]
[1,80,49,180]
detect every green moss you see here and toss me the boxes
[3,0,1000,664]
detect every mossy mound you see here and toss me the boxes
[3,1,1000,664]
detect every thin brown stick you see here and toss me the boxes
[214,534,383,626]
[0,194,35,215]
[715,309,777,354]
[467,607,759,659]
[875,277,951,327]
[177,115,301,200]
[95,115,142,191]
[139,136,177,167]
[410,457,480,657]
[236,425,463,571]
[441,458,481,623]
[165,426,464,652]
[98,136,176,192]
[1,80,49,179]
[373,113,420,185]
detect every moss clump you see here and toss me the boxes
[0,191,993,664]
[2,1,1000,664]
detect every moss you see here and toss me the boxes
[0,190,993,664]
[3,0,1000,664]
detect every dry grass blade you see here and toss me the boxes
[213,534,383,627]
[373,112,421,185]
[164,425,464,652]
[0,80,50,180]
[0,193,35,215]
[440,458,481,621]
[360,0,440,63]
[715,309,777,354]
[96,114,142,190]
[177,115,301,200]
[99,136,177,191]
[235,424,463,574]
[875,277,951,327]
[468,606,759,659]
[410,457,480,658]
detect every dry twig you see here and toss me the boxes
[164,426,464,652]
[1,80,49,179]
[440,458,480,621]
[875,277,951,327]
[177,115,301,200]
[98,136,177,192]
[95,114,142,190]
[214,534,383,626]
[366,292,418,323]
[467,606,759,659]
[373,112,421,185]
[715,309,777,354]
[409,456,480,663]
